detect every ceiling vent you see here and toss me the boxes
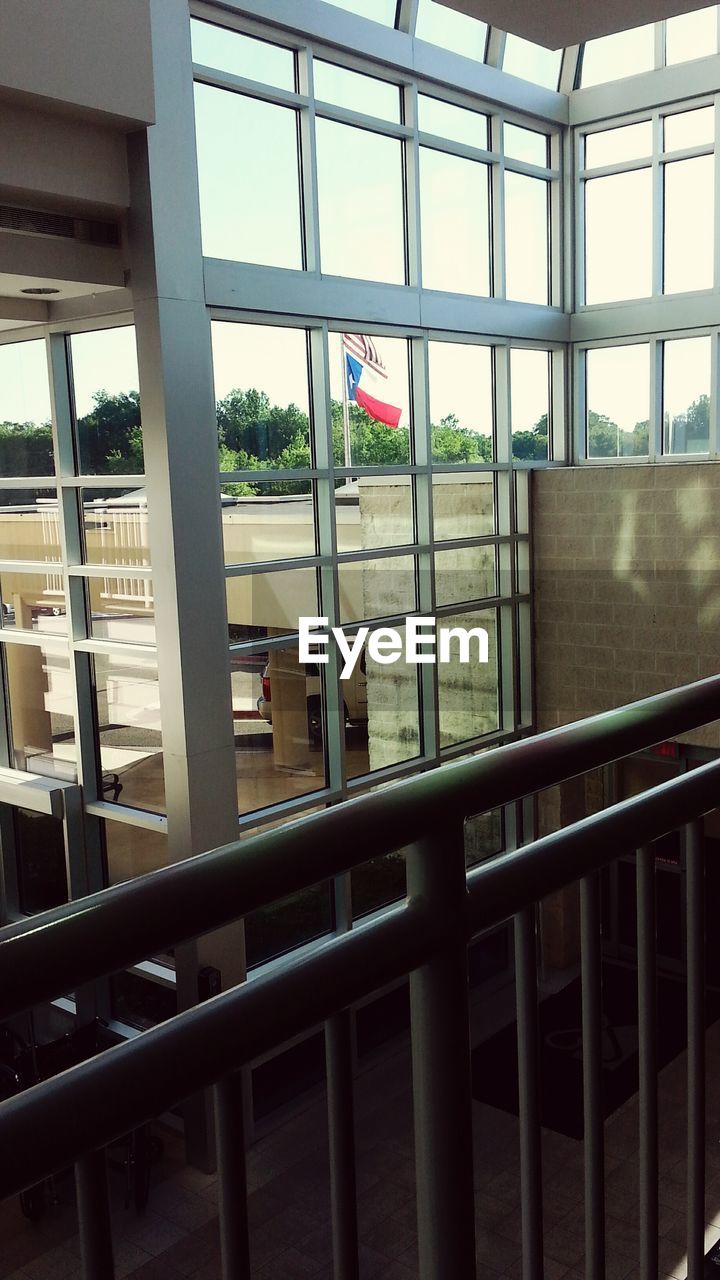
[0,203,119,246]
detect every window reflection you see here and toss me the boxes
[343,628,422,781]
[586,345,650,458]
[328,332,411,466]
[335,476,415,554]
[211,322,311,472]
[585,169,652,303]
[221,482,316,566]
[4,639,75,781]
[317,119,405,284]
[93,651,165,813]
[338,555,417,624]
[70,328,142,475]
[0,491,59,561]
[438,608,499,748]
[433,475,496,540]
[0,340,53,479]
[663,336,710,455]
[420,148,490,295]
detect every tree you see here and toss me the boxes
[512,413,548,460]
[76,390,143,473]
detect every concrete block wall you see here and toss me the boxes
[533,461,720,750]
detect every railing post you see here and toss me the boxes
[636,846,658,1280]
[407,822,476,1280]
[685,819,705,1280]
[75,1148,115,1280]
[514,905,544,1280]
[214,1070,252,1280]
[326,1009,360,1280]
[580,872,605,1280]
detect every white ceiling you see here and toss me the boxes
[435,0,714,50]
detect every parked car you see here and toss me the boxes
[257,651,367,742]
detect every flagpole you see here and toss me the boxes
[341,342,352,472]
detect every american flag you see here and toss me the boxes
[342,333,388,380]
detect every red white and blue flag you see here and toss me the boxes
[343,333,401,429]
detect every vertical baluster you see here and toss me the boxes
[580,872,605,1280]
[686,819,705,1280]
[214,1070,252,1280]
[514,905,544,1280]
[326,1009,359,1280]
[75,1148,115,1280]
[407,823,476,1279]
[636,846,658,1280]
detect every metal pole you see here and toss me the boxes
[214,1071,252,1280]
[341,338,352,470]
[514,906,544,1280]
[326,1009,360,1280]
[407,823,476,1280]
[75,1149,115,1280]
[686,819,705,1280]
[636,846,658,1280]
[580,872,605,1280]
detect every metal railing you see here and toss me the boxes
[2,673,720,1280]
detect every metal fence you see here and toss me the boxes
[2,673,720,1279]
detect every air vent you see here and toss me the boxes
[0,203,119,246]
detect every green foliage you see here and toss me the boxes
[76,390,143,473]
[512,413,548,460]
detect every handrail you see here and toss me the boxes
[2,672,720,1021]
[1,757,719,1201]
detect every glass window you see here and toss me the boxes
[245,878,332,970]
[221,481,316,566]
[511,350,550,461]
[417,95,489,149]
[429,342,494,463]
[585,168,652,304]
[313,61,400,122]
[13,807,68,914]
[420,148,490,295]
[3,640,74,780]
[584,121,653,168]
[194,84,303,270]
[190,20,295,89]
[211,322,311,472]
[415,0,488,59]
[242,645,327,816]
[336,476,414,554]
[664,106,714,151]
[581,24,655,86]
[504,123,548,167]
[0,492,59,561]
[329,333,411,467]
[438,607,499,748]
[435,545,496,607]
[316,120,405,284]
[433,475,496,540]
[663,336,711,455]
[70,328,142,475]
[105,818,168,886]
[81,487,150,567]
[0,340,53,478]
[226,568,318,641]
[586,345,650,458]
[664,155,714,294]
[505,172,549,305]
[665,6,717,64]
[502,35,561,90]
[323,0,397,22]
[93,650,164,813]
[88,576,155,645]
[344,629,422,780]
[338,555,417,625]
[465,807,504,869]
[0,570,66,632]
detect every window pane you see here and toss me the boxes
[70,328,142,475]
[415,0,488,58]
[336,476,414,553]
[0,492,59,560]
[211,322,311,471]
[244,645,327,816]
[511,350,550,461]
[14,807,68,914]
[435,545,496,607]
[190,20,295,89]
[345,629,422,780]
[438,608,499,747]
[585,121,653,168]
[221,481,316,566]
[504,122,548,166]
[195,84,302,269]
[418,95,488,149]
[328,332,411,466]
[324,0,397,22]
[585,168,652,304]
[0,570,66,631]
[94,651,164,813]
[4,640,74,780]
[581,24,655,86]
[502,35,561,90]
[0,340,53,478]
[665,6,717,64]
[664,155,714,294]
[664,106,714,151]
[314,61,400,122]
[429,342,494,463]
[89,576,155,644]
[81,487,150,566]
[317,119,405,284]
[105,818,168,885]
[505,172,548,304]
[663,336,710,455]
[465,807,504,869]
[433,474,496,540]
[420,148,490,295]
[226,568,318,639]
[338,555,416,624]
[586,345,650,458]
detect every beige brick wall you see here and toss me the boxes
[533,462,720,749]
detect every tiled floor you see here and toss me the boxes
[3,1006,720,1279]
